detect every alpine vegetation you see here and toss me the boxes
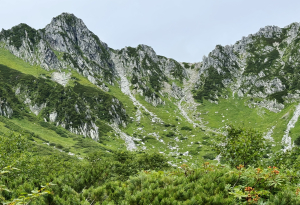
[2,13,300,204]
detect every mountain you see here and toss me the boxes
[1,12,300,163]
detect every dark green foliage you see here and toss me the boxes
[56,144,64,149]
[62,14,77,27]
[108,151,170,181]
[182,62,190,68]
[188,149,199,156]
[203,153,216,160]
[0,116,41,140]
[136,152,170,171]
[169,59,185,81]
[181,126,192,131]
[149,74,162,93]
[72,137,111,154]
[39,122,69,138]
[126,46,139,58]
[0,133,171,204]
[0,85,26,119]
[49,142,56,146]
[2,127,300,204]
[193,66,227,102]
[202,140,211,146]
[0,132,30,169]
[270,145,300,169]
[202,136,210,140]
[83,165,236,204]
[179,136,187,140]
[73,83,127,123]
[295,136,300,146]
[62,53,81,71]
[62,148,70,152]
[140,136,155,143]
[140,53,167,94]
[214,125,268,167]
[113,150,133,163]
[0,64,128,138]
[267,90,288,103]
[131,73,138,84]
[95,120,113,138]
[165,131,175,138]
[245,48,280,74]
[283,64,300,92]
[164,123,175,127]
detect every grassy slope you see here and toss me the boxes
[107,80,215,164]
[0,48,97,88]
[0,115,113,157]
[197,97,298,149]
[104,75,300,163]
[0,48,120,157]
[0,48,48,77]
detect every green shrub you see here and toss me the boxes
[141,136,155,142]
[62,147,70,152]
[165,132,175,138]
[56,144,64,149]
[203,153,216,160]
[213,125,268,167]
[295,136,300,146]
[181,126,192,131]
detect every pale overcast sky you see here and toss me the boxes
[1,0,300,62]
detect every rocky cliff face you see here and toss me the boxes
[0,13,115,84]
[194,23,300,112]
[0,99,13,118]
[111,44,188,106]
[0,13,190,106]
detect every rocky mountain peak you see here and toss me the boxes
[44,12,108,54]
[49,12,83,28]
[137,44,159,62]
[254,25,282,38]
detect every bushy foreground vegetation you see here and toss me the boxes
[2,126,300,204]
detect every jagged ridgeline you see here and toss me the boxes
[0,12,193,146]
[3,12,300,154]
[0,13,188,104]
[194,24,300,111]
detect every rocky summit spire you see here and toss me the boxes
[44,12,95,52]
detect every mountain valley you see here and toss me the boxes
[2,12,300,204]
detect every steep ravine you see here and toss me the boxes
[114,60,162,123]
[282,103,300,151]
[177,68,200,127]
